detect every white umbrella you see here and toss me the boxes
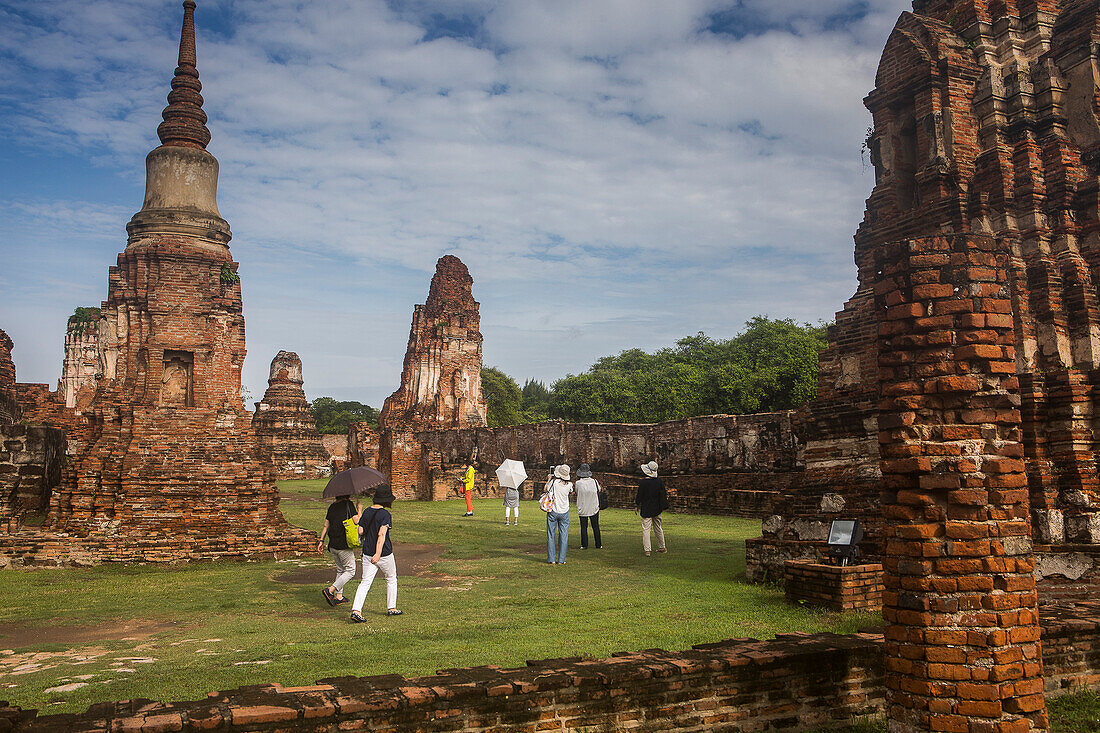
[495,459,528,489]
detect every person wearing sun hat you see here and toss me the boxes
[544,463,574,564]
[350,484,402,621]
[635,460,667,556]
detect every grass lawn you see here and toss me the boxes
[0,479,881,715]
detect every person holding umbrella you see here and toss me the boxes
[318,495,361,606]
[318,466,387,607]
[351,483,402,620]
[496,458,527,526]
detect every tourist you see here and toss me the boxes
[461,462,475,516]
[350,484,402,620]
[575,464,602,549]
[503,478,521,526]
[545,464,573,564]
[318,495,361,607]
[635,461,667,556]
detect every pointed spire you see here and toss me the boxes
[157,0,212,149]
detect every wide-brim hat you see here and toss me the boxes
[577,464,592,478]
[373,483,396,503]
[554,464,571,480]
[641,461,658,478]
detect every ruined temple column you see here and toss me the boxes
[0,329,18,425]
[875,235,1047,732]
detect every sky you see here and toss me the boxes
[0,0,911,408]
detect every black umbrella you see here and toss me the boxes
[322,466,387,499]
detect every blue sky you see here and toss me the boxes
[0,0,911,407]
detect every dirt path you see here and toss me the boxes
[0,619,179,649]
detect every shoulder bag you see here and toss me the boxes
[539,479,556,512]
[342,501,362,548]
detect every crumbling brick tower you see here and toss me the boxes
[0,330,17,425]
[46,0,313,558]
[378,255,488,499]
[750,1,1100,595]
[253,350,331,479]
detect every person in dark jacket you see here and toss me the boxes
[635,461,667,556]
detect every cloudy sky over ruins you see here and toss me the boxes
[0,0,910,406]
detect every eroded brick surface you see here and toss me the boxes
[875,234,1047,731]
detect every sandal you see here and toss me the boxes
[387,609,403,616]
[350,611,367,623]
[322,588,337,607]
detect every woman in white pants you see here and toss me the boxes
[351,484,402,620]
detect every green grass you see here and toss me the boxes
[1,479,880,714]
[1050,688,1100,732]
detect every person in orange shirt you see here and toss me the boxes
[461,462,475,516]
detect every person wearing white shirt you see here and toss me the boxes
[545,464,573,564]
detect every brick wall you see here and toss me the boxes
[6,603,1100,733]
[0,425,65,528]
[785,560,884,612]
[379,414,799,514]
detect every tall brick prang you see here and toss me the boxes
[378,255,487,498]
[35,0,314,558]
[253,351,330,480]
[876,235,1047,731]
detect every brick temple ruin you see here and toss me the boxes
[377,255,488,499]
[253,351,330,480]
[0,0,313,563]
[742,0,1100,606]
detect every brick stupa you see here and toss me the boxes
[253,351,330,480]
[41,0,314,559]
[378,255,487,498]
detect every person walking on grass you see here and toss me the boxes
[635,460,667,556]
[545,464,573,564]
[351,484,402,621]
[318,495,361,607]
[575,464,602,549]
[461,462,475,517]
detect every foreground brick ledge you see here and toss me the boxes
[4,603,1099,733]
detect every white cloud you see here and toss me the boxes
[0,0,910,406]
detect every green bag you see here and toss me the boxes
[342,512,361,549]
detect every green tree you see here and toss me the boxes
[309,397,379,434]
[547,317,827,423]
[481,367,523,427]
[520,379,550,422]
